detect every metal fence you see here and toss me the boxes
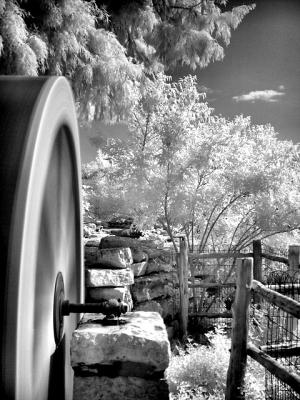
[184,241,300,399]
[262,270,300,399]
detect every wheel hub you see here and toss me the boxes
[53,272,65,345]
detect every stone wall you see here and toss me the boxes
[84,234,180,339]
[70,233,178,399]
[71,312,171,400]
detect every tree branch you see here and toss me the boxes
[200,192,247,251]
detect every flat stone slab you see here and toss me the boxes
[71,311,171,376]
[86,268,134,287]
[73,375,169,400]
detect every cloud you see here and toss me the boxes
[233,88,285,103]
[199,85,214,95]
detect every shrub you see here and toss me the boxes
[166,328,265,400]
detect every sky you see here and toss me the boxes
[80,0,300,163]
[181,0,300,145]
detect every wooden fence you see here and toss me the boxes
[176,237,300,339]
[225,257,300,400]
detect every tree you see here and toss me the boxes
[0,0,142,122]
[84,75,300,253]
[0,0,255,122]
[100,0,255,71]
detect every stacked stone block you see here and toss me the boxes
[73,235,175,399]
[99,236,180,339]
[71,311,171,400]
[85,238,134,310]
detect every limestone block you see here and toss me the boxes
[85,246,98,267]
[134,299,176,321]
[100,236,154,250]
[158,298,177,321]
[146,259,173,275]
[97,247,133,269]
[73,376,169,400]
[134,301,163,316]
[88,287,127,302]
[131,261,148,277]
[124,286,134,311]
[85,238,101,247]
[87,286,133,310]
[131,249,148,263]
[86,268,134,287]
[71,311,171,375]
[99,236,175,263]
[131,272,177,303]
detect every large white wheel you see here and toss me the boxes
[0,77,83,399]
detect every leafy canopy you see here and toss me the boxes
[83,75,300,252]
[0,0,255,122]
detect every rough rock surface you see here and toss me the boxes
[85,246,98,267]
[157,298,177,321]
[99,236,155,250]
[73,376,169,400]
[131,261,148,277]
[87,286,127,302]
[124,287,134,311]
[87,286,133,311]
[85,238,102,247]
[146,259,174,275]
[71,311,171,374]
[131,249,148,263]
[97,247,133,269]
[86,268,134,287]
[99,236,175,264]
[85,246,133,268]
[134,301,163,316]
[134,299,176,321]
[131,272,178,303]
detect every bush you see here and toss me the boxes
[166,328,265,400]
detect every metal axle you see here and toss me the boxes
[53,273,128,345]
[61,300,128,316]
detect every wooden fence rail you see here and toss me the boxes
[247,343,300,394]
[261,252,289,265]
[177,240,300,341]
[252,280,300,319]
[225,255,300,399]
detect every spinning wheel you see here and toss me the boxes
[0,77,83,399]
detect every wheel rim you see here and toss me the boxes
[0,77,83,399]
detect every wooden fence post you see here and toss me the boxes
[177,236,189,340]
[190,263,197,312]
[288,246,300,272]
[253,240,262,303]
[225,258,253,400]
[253,240,262,282]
